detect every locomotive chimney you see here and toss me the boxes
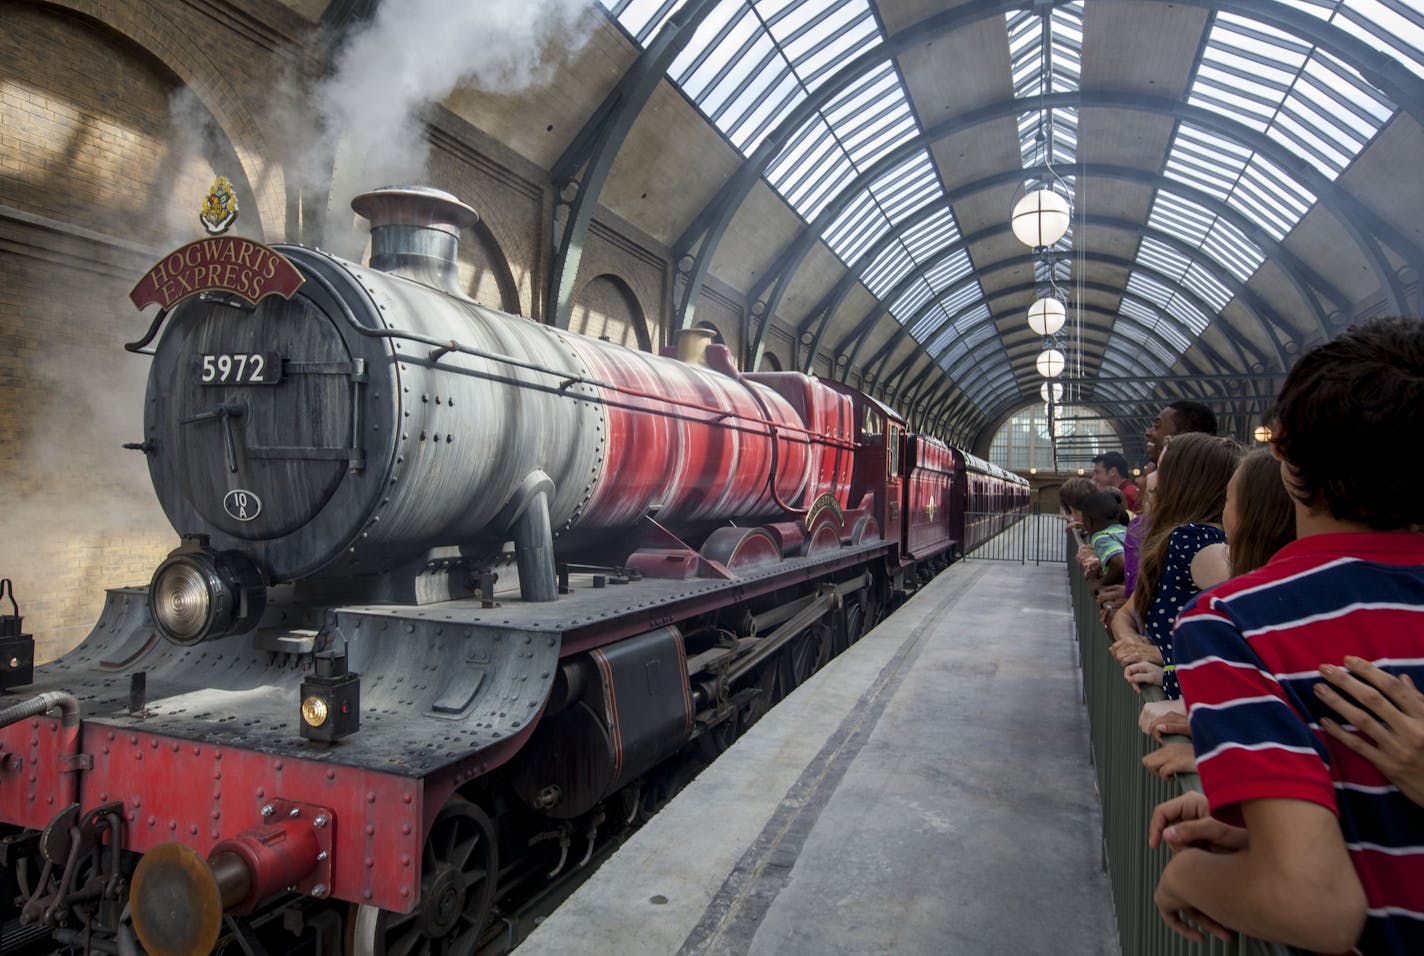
[675,327,716,366]
[350,186,478,298]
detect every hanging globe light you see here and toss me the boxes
[1035,348,1066,378]
[1027,297,1066,336]
[1011,188,1071,248]
[1040,381,1063,402]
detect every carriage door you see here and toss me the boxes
[886,423,904,543]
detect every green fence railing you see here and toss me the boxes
[1067,537,1289,956]
[963,512,1066,564]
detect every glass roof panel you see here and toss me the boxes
[1165,124,1321,242]
[1147,193,1266,283]
[1124,276,1204,347]
[1104,339,1170,378]
[732,72,806,151]
[1165,6,1396,255]
[889,279,935,321]
[860,208,959,296]
[822,191,889,262]
[607,0,690,43]
[922,249,975,292]
[1289,0,1424,80]
[1182,265,1234,313]
[1136,237,1233,312]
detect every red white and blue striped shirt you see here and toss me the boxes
[1175,532,1424,956]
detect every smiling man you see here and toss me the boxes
[1144,400,1217,465]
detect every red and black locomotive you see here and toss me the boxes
[0,186,1028,956]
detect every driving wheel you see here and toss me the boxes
[346,798,497,956]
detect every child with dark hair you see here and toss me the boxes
[1080,489,1130,591]
[1057,475,1098,526]
[1150,317,1424,955]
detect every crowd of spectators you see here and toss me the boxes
[1066,317,1424,955]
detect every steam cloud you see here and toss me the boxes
[297,0,597,252]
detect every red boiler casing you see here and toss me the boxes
[566,342,858,541]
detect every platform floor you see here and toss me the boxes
[518,553,1118,956]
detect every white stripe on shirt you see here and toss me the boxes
[1195,739,1322,763]
[1242,602,1424,640]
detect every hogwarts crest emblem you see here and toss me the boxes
[199,177,239,235]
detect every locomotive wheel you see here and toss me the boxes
[696,712,740,760]
[843,599,867,647]
[741,666,777,730]
[779,619,832,697]
[346,798,497,956]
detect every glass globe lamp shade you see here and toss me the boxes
[1011,189,1071,248]
[1040,382,1063,402]
[1253,425,1273,443]
[1027,297,1066,336]
[1035,348,1066,378]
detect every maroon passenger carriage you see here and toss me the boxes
[0,186,1027,956]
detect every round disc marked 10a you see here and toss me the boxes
[223,489,262,521]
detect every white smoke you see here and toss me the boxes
[298,0,597,252]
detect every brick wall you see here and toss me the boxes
[0,3,282,660]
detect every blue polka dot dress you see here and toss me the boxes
[1146,522,1226,699]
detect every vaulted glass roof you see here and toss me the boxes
[599,0,999,419]
[592,0,1424,449]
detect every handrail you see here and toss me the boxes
[1066,534,1292,956]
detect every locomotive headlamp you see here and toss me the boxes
[149,540,267,646]
[300,695,329,727]
[299,650,359,742]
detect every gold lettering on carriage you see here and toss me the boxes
[129,238,304,311]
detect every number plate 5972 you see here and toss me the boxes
[196,352,282,385]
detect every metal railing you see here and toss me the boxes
[1067,537,1289,956]
[963,512,1069,564]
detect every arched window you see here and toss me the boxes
[570,274,651,351]
[988,403,1120,473]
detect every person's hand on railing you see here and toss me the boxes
[1075,542,1096,567]
[1150,712,1191,743]
[1149,794,1243,944]
[1139,698,1186,736]
[1143,741,1196,779]
[1111,635,1163,667]
[1096,584,1126,627]
[1149,791,1248,856]
[1124,661,1164,694]
[1315,657,1424,807]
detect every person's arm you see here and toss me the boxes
[1168,599,1368,951]
[1189,542,1230,590]
[1155,797,1366,951]
[1098,552,1125,588]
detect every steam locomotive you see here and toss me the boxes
[0,186,1028,956]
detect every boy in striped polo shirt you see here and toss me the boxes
[1151,317,1424,955]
